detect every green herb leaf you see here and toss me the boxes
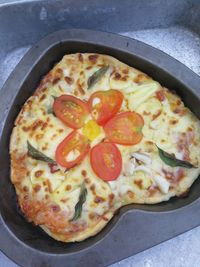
[47,95,57,114]
[87,65,109,90]
[27,141,55,164]
[51,95,57,100]
[157,145,195,168]
[47,106,54,114]
[70,183,87,221]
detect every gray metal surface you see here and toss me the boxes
[0,1,200,267]
[2,226,200,267]
[123,27,200,75]
[0,0,200,89]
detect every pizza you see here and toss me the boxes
[10,53,200,242]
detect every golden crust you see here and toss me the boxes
[10,53,200,242]
[41,211,113,242]
[10,152,27,186]
[13,154,114,242]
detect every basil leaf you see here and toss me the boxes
[27,141,55,164]
[157,145,195,168]
[47,95,57,114]
[70,183,87,221]
[87,65,109,90]
[47,106,54,114]
[51,95,57,100]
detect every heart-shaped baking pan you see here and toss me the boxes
[0,29,200,267]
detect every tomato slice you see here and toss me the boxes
[53,95,89,129]
[55,131,90,168]
[104,111,144,145]
[90,142,122,181]
[88,89,124,125]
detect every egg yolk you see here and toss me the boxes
[82,120,101,141]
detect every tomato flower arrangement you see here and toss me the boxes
[54,89,144,181]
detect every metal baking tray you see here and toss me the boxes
[0,28,200,267]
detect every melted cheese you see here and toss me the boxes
[127,81,160,110]
[153,175,170,194]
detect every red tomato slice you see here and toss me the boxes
[88,89,124,125]
[90,142,122,181]
[53,95,89,129]
[55,131,90,168]
[104,111,144,145]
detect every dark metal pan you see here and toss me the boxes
[0,29,200,267]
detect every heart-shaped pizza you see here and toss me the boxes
[10,53,200,242]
